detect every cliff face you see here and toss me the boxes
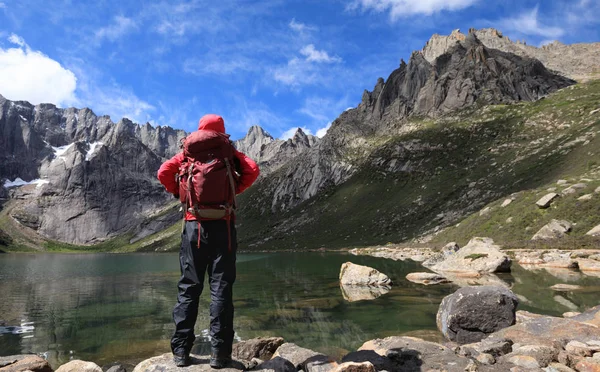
[234,126,319,175]
[0,96,186,244]
[423,28,600,81]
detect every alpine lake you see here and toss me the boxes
[1,252,600,369]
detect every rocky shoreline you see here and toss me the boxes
[3,238,600,372]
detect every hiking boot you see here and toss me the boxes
[173,353,191,367]
[209,355,232,369]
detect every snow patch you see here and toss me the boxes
[52,143,73,161]
[85,142,103,161]
[19,115,28,122]
[4,178,49,189]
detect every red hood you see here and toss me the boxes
[198,114,225,133]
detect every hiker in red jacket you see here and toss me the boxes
[157,114,259,368]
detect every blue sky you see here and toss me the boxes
[0,0,598,140]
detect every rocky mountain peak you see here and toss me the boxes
[422,28,600,81]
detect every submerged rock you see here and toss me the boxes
[340,283,391,302]
[437,286,518,344]
[339,262,391,286]
[405,272,450,285]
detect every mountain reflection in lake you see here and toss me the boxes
[1,252,600,368]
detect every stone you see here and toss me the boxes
[565,341,594,357]
[55,360,103,372]
[273,343,332,370]
[486,316,600,349]
[545,362,577,372]
[563,312,581,318]
[429,237,512,275]
[341,351,394,371]
[254,357,296,372]
[579,259,600,272]
[557,180,568,185]
[132,353,247,371]
[405,272,450,285]
[339,262,391,286]
[358,336,475,371]
[305,357,339,372]
[0,356,52,372]
[595,186,600,194]
[575,358,600,372]
[442,242,461,256]
[587,225,600,237]
[516,310,545,323]
[531,220,572,240]
[105,365,127,372]
[578,194,594,201]
[506,355,541,369]
[502,344,559,368]
[476,353,496,365]
[571,183,588,189]
[550,284,583,291]
[330,362,375,372]
[571,305,600,327]
[459,338,513,358]
[502,199,513,207]
[480,207,492,216]
[537,193,559,208]
[554,295,579,311]
[232,337,284,361]
[437,286,518,343]
[340,284,390,302]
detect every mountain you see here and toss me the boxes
[0,96,185,245]
[233,126,319,175]
[423,28,600,81]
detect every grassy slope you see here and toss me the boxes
[236,81,600,250]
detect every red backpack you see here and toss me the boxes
[178,130,238,220]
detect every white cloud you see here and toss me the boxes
[273,57,320,87]
[348,0,478,19]
[82,83,155,124]
[280,126,313,140]
[289,18,317,33]
[95,15,138,42]
[300,44,342,63]
[0,2,5,9]
[316,122,332,138]
[183,56,256,76]
[495,6,564,39]
[0,35,77,106]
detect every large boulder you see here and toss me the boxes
[531,220,573,240]
[437,286,519,344]
[357,336,506,371]
[0,355,52,372]
[428,237,511,274]
[254,357,296,372]
[273,343,333,370]
[232,337,284,361]
[536,193,559,208]
[587,224,600,237]
[339,262,391,286]
[132,353,247,371]
[55,360,102,372]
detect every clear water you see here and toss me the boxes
[1,252,599,369]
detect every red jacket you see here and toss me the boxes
[157,115,260,220]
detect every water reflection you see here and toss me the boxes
[0,253,599,369]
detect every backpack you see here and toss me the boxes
[178,130,238,220]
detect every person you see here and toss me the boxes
[157,114,259,368]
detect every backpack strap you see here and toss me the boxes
[224,158,237,210]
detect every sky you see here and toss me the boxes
[0,0,599,140]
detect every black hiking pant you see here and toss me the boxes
[171,220,237,357]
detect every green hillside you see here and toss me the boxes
[236,80,600,250]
